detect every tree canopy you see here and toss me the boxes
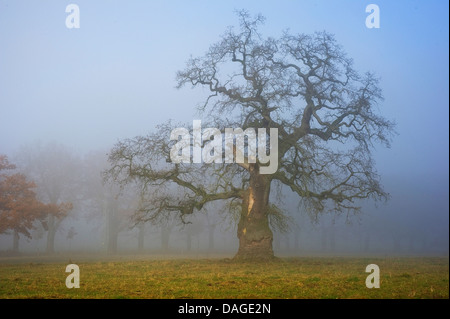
[105,11,395,259]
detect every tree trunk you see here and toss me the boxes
[12,230,19,253]
[46,214,56,254]
[107,203,118,255]
[234,169,274,260]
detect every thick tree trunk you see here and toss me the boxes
[234,169,274,260]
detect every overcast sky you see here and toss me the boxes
[0,1,448,243]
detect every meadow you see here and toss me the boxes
[0,256,448,299]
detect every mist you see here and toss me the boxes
[0,0,448,260]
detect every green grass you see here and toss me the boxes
[0,256,448,299]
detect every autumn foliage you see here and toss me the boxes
[0,155,72,240]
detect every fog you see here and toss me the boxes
[0,1,448,258]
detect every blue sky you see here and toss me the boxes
[0,1,448,240]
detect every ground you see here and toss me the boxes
[0,255,447,299]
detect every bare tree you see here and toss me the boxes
[105,11,394,260]
[83,150,139,255]
[16,142,78,254]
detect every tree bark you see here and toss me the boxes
[234,169,274,260]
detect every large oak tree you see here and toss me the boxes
[105,11,394,260]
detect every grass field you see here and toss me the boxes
[0,256,448,299]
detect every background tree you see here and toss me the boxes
[0,155,70,252]
[105,11,395,260]
[16,142,77,254]
[83,150,139,254]
[183,216,204,252]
